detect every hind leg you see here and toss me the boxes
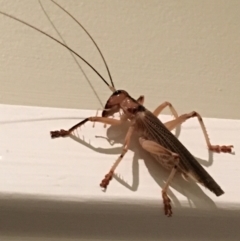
[164,111,233,153]
[139,137,179,217]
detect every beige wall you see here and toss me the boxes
[0,0,239,119]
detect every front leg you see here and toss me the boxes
[50,116,124,138]
[100,125,134,189]
[139,137,179,217]
[51,116,135,190]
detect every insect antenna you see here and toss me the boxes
[38,0,104,107]
[49,0,115,90]
[0,10,114,91]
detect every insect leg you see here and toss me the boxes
[139,137,179,217]
[51,117,134,189]
[100,125,135,189]
[92,109,101,128]
[136,95,144,105]
[50,116,125,138]
[153,101,178,119]
[164,111,233,153]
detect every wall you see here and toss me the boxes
[0,0,239,119]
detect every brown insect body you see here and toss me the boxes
[103,90,224,197]
[0,0,233,217]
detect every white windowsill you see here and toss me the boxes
[1,104,240,240]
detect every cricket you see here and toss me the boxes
[0,0,234,217]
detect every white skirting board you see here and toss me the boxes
[1,104,240,241]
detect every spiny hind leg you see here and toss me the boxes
[164,111,233,153]
[139,137,179,217]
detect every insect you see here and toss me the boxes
[0,0,233,217]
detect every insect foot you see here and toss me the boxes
[50,129,70,138]
[209,145,234,153]
[162,191,172,217]
[100,171,114,190]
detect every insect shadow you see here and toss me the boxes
[69,119,217,211]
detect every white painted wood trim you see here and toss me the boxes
[1,104,240,240]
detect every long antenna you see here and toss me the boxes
[38,0,104,107]
[0,10,113,90]
[50,0,115,89]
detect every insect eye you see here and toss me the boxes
[113,90,122,96]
